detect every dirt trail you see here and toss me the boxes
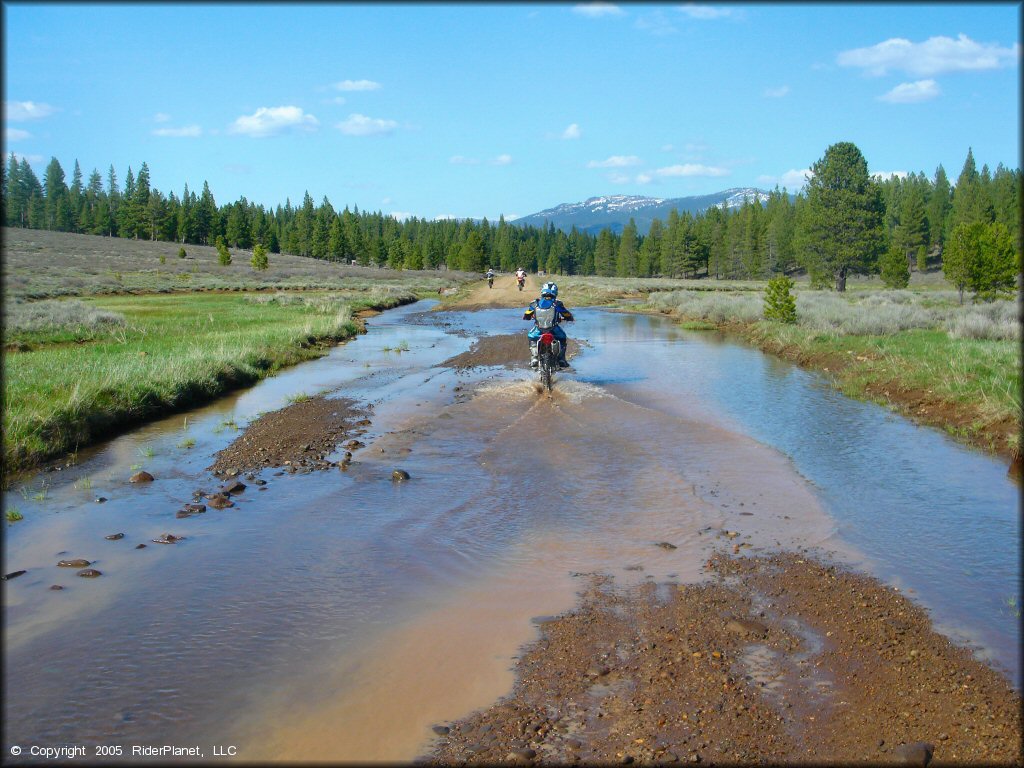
[426,553,1022,765]
[445,274,540,309]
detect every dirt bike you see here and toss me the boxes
[487,274,494,288]
[517,276,525,291]
[536,332,561,392]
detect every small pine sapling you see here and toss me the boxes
[251,243,269,271]
[763,275,797,324]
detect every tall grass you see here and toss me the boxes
[646,287,1019,341]
[2,292,396,472]
[3,298,128,345]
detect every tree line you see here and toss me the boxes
[2,144,1019,296]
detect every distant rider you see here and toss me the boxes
[486,268,495,288]
[515,267,527,289]
[523,282,574,369]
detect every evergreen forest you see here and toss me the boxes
[2,144,1019,294]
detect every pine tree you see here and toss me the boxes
[798,142,885,291]
[216,236,232,266]
[594,229,616,276]
[879,245,910,288]
[251,243,269,270]
[763,275,797,323]
[894,183,928,270]
[617,219,639,277]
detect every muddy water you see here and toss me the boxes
[3,302,1018,762]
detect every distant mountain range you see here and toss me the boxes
[511,188,774,236]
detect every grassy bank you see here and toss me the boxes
[2,289,418,474]
[643,287,1020,459]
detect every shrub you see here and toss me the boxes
[763,275,797,323]
[217,241,232,267]
[879,246,910,289]
[251,244,269,271]
[178,247,187,259]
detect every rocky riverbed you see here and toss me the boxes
[424,552,1022,766]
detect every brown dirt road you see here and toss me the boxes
[444,273,541,310]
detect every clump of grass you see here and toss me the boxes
[3,298,127,346]
[138,446,155,459]
[178,437,196,449]
[286,392,311,404]
[73,476,93,490]
[6,508,24,522]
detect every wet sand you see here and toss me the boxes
[425,552,1022,766]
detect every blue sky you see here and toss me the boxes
[3,2,1020,221]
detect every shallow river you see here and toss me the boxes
[3,301,1019,762]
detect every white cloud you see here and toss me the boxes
[635,10,677,35]
[153,112,171,123]
[491,154,513,166]
[334,79,382,91]
[635,173,654,185]
[608,172,632,184]
[837,34,1020,77]
[758,169,812,190]
[10,151,44,165]
[872,170,909,181]
[763,85,790,98]
[450,155,480,165]
[5,128,31,141]
[677,4,734,20]
[561,123,582,139]
[390,211,414,222]
[5,101,57,121]
[336,113,398,136]
[655,163,729,177]
[572,3,625,18]
[434,214,460,221]
[324,96,347,105]
[878,79,940,103]
[229,106,318,137]
[587,155,641,168]
[153,124,202,137]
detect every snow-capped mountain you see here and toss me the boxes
[512,188,774,235]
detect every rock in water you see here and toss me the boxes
[219,479,246,495]
[129,471,154,483]
[77,568,102,578]
[656,541,677,550]
[58,559,92,568]
[725,618,769,637]
[2,570,27,580]
[392,469,411,482]
[105,533,125,540]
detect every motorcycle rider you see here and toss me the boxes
[515,266,527,287]
[486,267,495,288]
[523,282,574,369]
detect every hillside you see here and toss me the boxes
[512,188,775,235]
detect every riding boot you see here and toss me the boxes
[529,341,538,368]
[557,343,570,368]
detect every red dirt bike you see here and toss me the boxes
[517,275,525,291]
[536,332,561,392]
